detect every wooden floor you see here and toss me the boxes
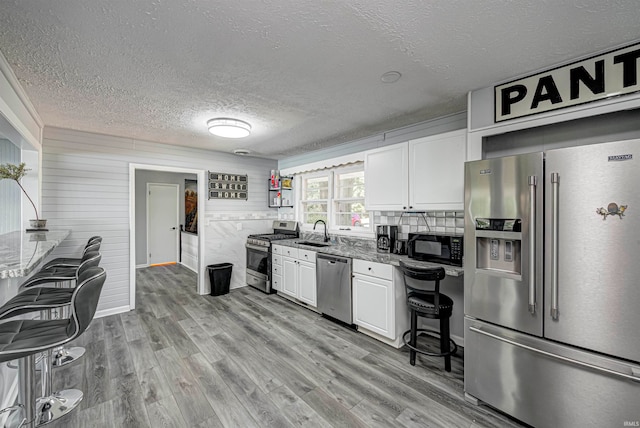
[48,264,525,428]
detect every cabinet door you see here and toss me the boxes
[353,274,394,339]
[272,274,282,291]
[281,256,298,298]
[297,260,317,307]
[409,129,466,210]
[364,143,409,211]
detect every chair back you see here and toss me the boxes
[75,251,101,278]
[83,242,101,255]
[398,261,445,293]
[67,267,106,339]
[87,236,103,246]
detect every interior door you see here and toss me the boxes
[147,183,179,265]
[544,140,640,363]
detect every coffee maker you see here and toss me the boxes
[376,225,398,253]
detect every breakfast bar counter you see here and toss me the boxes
[0,229,71,279]
[0,229,71,305]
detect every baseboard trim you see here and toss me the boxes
[179,261,197,273]
[95,305,130,319]
[136,264,149,269]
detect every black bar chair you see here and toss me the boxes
[18,251,102,367]
[41,236,102,271]
[398,261,458,371]
[0,267,106,427]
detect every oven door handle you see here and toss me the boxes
[246,243,269,252]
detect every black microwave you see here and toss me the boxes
[407,233,463,266]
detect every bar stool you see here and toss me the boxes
[19,251,101,367]
[0,267,106,427]
[398,261,458,372]
[41,237,102,271]
[0,287,76,426]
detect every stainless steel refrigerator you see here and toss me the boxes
[464,140,640,427]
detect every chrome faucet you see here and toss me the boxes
[313,219,329,242]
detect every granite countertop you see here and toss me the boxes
[0,229,71,279]
[274,238,464,277]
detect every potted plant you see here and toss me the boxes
[0,162,47,231]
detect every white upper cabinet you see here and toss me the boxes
[365,129,467,211]
[409,129,467,211]
[364,143,409,211]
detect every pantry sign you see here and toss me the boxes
[495,42,640,122]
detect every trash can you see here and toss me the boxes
[207,263,233,296]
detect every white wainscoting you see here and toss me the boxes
[42,127,277,313]
[180,231,198,272]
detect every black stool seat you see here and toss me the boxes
[407,293,454,316]
[0,320,71,359]
[0,287,74,320]
[398,261,457,371]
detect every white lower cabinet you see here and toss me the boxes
[277,247,317,308]
[281,256,297,296]
[352,259,409,348]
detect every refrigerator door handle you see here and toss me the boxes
[469,326,640,383]
[551,172,560,320]
[528,175,537,314]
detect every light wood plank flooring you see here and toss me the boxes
[48,264,525,428]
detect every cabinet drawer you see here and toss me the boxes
[272,254,282,266]
[272,274,282,291]
[281,246,298,258]
[298,249,316,263]
[272,245,283,255]
[273,264,282,276]
[353,259,393,280]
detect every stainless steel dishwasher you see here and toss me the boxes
[316,253,353,324]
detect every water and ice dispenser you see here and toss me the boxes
[474,218,522,276]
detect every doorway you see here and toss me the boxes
[147,183,179,266]
[129,163,206,310]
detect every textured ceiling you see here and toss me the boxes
[0,1,639,159]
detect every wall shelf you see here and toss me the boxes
[269,176,294,208]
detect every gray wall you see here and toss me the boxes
[134,170,197,266]
[484,108,640,158]
[42,127,278,313]
[0,139,21,234]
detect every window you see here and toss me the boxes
[298,163,371,234]
[300,173,329,225]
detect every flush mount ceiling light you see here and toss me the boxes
[380,71,402,83]
[207,118,252,138]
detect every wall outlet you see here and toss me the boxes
[236,223,242,231]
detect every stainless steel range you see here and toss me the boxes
[245,220,299,293]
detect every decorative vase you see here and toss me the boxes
[28,219,48,230]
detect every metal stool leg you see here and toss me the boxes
[52,282,85,368]
[19,355,36,428]
[409,310,418,366]
[31,309,84,426]
[440,317,451,372]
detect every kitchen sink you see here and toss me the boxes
[295,240,330,248]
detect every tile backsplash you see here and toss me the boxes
[373,211,464,238]
[278,208,464,239]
